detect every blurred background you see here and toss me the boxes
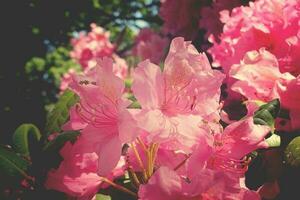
[0,0,162,144]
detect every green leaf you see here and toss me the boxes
[0,146,30,179]
[284,136,300,168]
[265,134,281,147]
[43,131,80,152]
[96,194,112,200]
[12,124,41,157]
[253,99,280,128]
[25,57,46,74]
[45,90,79,135]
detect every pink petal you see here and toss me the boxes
[132,60,165,109]
[138,167,182,200]
[96,136,122,176]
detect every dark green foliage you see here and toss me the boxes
[25,47,80,87]
[40,131,80,171]
[12,124,41,157]
[43,131,80,153]
[45,90,79,135]
[0,146,30,179]
[284,136,300,168]
[0,0,161,143]
[253,99,280,127]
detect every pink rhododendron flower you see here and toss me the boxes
[59,69,76,92]
[138,166,259,200]
[111,54,128,79]
[132,28,169,64]
[214,117,270,160]
[70,23,114,69]
[230,48,294,102]
[137,116,269,199]
[45,142,101,199]
[209,0,300,76]
[45,141,126,199]
[132,37,224,151]
[278,75,300,130]
[86,54,128,79]
[159,0,201,39]
[188,118,269,175]
[46,58,136,198]
[68,57,138,175]
[70,23,128,79]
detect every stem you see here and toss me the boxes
[100,177,137,197]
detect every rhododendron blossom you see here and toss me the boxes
[278,75,300,130]
[60,69,77,92]
[136,116,269,199]
[186,116,270,176]
[137,115,269,200]
[138,166,259,200]
[67,57,138,175]
[230,48,294,102]
[209,0,300,76]
[70,23,128,79]
[45,142,102,199]
[132,37,225,151]
[214,117,270,161]
[133,28,169,64]
[70,23,114,69]
[4,0,300,199]
[46,141,126,199]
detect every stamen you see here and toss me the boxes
[174,154,191,171]
[151,143,159,173]
[136,137,148,152]
[76,97,118,128]
[209,154,249,175]
[130,142,148,180]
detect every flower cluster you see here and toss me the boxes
[19,0,300,199]
[59,24,129,92]
[207,0,300,132]
[209,0,300,75]
[46,37,274,199]
[69,23,128,78]
[70,23,115,69]
[132,28,169,64]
